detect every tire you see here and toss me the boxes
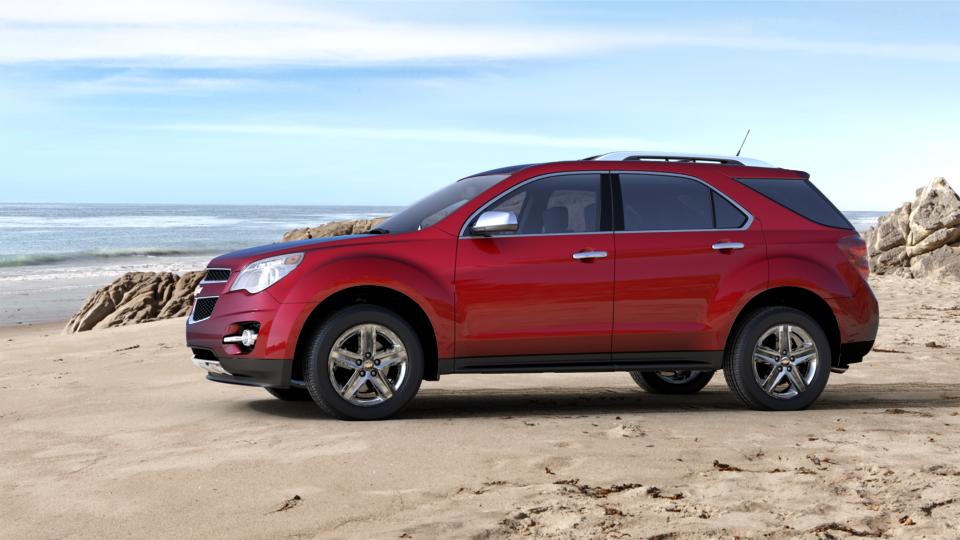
[629,370,714,394]
[723,306,831,411]
[264,387,313,401]
[303,305,424,420]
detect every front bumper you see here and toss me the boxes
[192,354,295,388]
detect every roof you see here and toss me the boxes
[585,151,773,168]
[460,151,776,181]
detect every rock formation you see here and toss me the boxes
[864,177,960,279]
[64,271,203,333]
[281,217,387,242]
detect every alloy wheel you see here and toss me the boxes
[327,324,408,407]
[751,324,819,400]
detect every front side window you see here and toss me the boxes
[619,173,747,231]
[475,174,602,235]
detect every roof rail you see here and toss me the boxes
[585,151,773,168]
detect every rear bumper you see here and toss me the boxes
[827,280,879,369]
[838,340,874,369]
[827,287,879,345]
[191,355,294,388]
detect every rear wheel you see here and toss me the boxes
[630,370,714,394]
[723,307,830,411]
[265,387,312,401]
[303,305,423,420]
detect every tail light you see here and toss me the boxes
[838,235,869,279]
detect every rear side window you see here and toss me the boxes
[737,178,852,229]
[618,174,747,231]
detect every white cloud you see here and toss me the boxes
[0,0,656,65]
[64,73,262,94]
[145,123,661,150]
[1,0,958,66]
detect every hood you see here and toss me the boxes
[208,234,370,269]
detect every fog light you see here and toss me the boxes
[241,328,258,347]
[223,328,258,348]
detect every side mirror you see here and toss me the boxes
[471,211,518,235]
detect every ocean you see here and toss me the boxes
[0,203,399,325]
[0,204,886,325]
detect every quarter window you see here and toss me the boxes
[713,191,748,229]
[478,174,602,235]
[737,178,852,230]
[619,174,747,231]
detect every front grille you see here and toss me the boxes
[191,297,218,322]
[203,268,231,282]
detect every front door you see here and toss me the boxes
[454,173,615,360]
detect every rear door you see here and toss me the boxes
[612,172,766,354]
[454,173,615,360]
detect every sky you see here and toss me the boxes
[1,1,959,210]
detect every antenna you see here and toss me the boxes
[736,129,751,157]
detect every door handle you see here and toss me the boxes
[572,250,608,260]
[712,242,745,251]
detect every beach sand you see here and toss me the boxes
[1,275,958,538]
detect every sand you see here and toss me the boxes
[1,275,958,538]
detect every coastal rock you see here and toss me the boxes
[865,177,960,280]
[910,244,960,278]
[870,202,911,252]
[907,178,960,244]
[64,271,203,333]
[282,218,387,242]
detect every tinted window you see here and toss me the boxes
[737,178,852,229]
[479,174,601,235]
[620,174,713,231]
[713,191,748,228]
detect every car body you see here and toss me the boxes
[186,152,878,419]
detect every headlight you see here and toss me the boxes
[230,253,304,294]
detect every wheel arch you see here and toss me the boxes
[292,285,440,383]
[726,286,842,367]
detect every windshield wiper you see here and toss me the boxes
[367,227,389,234]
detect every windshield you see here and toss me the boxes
[374,174,509,234]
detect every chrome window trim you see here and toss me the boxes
[459,170,754,238]
[458,171,609,239]
[613,170,754,234]
[187,295,219,325]
[200,268,231,284]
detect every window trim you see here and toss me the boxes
[613,171,754,234]
[458,171,613,238]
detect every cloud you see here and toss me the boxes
[0,0,660,66]
[64,73,263,95]
[145,123,660,150]
[2,0,959,67]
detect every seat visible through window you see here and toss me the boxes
[478,174,602,235]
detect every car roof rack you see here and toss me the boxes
[585,151,773,168]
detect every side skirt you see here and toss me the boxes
[444,351,723,374]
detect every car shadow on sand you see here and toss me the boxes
[241,382,960,421]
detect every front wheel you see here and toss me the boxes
[629,370,714,394]
[723,307,830,411]
[303,305,423,420]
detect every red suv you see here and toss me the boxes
[187,152,878,420]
